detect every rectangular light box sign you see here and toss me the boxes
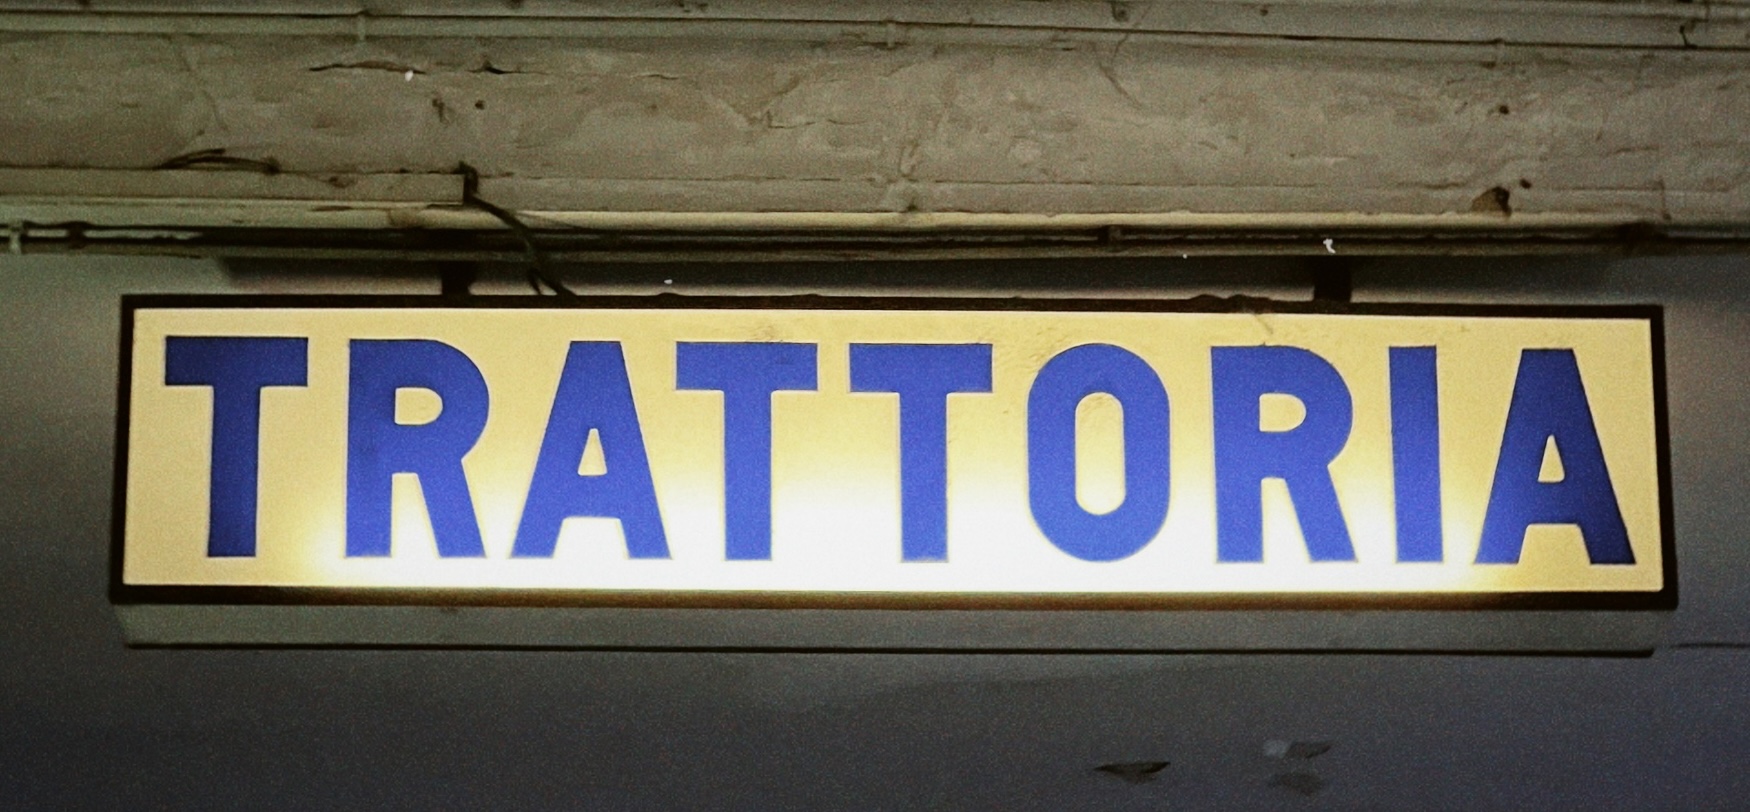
[112,296,1674,651]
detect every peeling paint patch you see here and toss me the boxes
[1264,740,1333,760]
[1470,185,1513,216]
[473,59,517,75]
[1094,761,1168,784]
[308,61,424,76]
[155,148,279,174]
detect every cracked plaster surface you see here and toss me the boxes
[0,32,1746,218]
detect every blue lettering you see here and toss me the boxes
[1476,349,1633,565]
[1027,344,1170,562]
[513,342,669,559]
[676,342,818,560]
[849,343,993,562]
[1391,346,1443,562]
[164,336,308,557]
[346,339,489,557]
[1212,346,1355,562]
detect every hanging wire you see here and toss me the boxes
[457,162,577,299]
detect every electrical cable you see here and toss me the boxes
[456,163,578,300]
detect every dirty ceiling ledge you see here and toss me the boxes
[1,0,1748,50]
[3,2,1748,256]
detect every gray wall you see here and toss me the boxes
[5,254,1750,809]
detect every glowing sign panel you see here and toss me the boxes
[115,298,1671,605]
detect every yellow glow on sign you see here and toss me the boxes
[119,304,1667,598]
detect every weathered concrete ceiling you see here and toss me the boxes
[1,1,1748,257]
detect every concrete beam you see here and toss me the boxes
[1,1,1747,253]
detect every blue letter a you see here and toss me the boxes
[1476,349,1633,565]
[513,342,669,559]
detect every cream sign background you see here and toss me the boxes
[117,300,1668,600]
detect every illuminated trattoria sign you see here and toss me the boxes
[113,297,1672,614]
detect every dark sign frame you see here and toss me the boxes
[111,294,1677,614]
